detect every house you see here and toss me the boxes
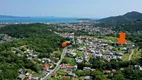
[67,65,77,71]
[42,58,51,63]
[61,64,67,70]
[117,56,122,59]
[60,64,77,71]
[18,69,24,74]
[84,76,92,80]
[83,52,88,58]
[31,77,40,80]
[25,72,30,76]
[68,72,76,77]
[63,76,70,79]
[83,67,91,71]
[134,65,142,70]
[72,65,77,71]
[32,54,38,58]
[67,65,74,70]
[87,53,92,57]
[90,69,96,71]
[43,65,50,71]
[120,68,124,70]
[122,47,127,51]
[76,57,83,63]
[112,69,116,73]
[66,49,72,54]
[90,50,95,53]
[112,55,117,59]
[18,74,26,80]
[105,70,111,74]
[77,48,84,51]
[41,70,48,76]
[93,53,102,58]
[67,52,76,57]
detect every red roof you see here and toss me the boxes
[88,53,92,57]
[105,70,111,73]
[44,65,50,70]
[63,76,69,78]
[61,64,67,69]
[67,66,74,69]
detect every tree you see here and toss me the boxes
[91,70,108,80]
[112,71,125,80]
[75,70,85,77]
[90,58,104,69]
[0,74,4,80]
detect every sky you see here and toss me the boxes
[0,0,142,18]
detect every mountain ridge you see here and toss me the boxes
[99,11,142,22]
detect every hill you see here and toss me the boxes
[96,11,142,32]
[0,23,64,79]
[100,11,142,22]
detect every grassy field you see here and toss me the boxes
[104,36,117,42]
[131,48,142,60]
[62,57,76,65]
[33,73,43,77]
[122,47,142,61]
[56,69,67,75]
[76,51,83,57]
[53,49,62,54]
[122,53,131,61]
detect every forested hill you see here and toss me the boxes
[95,11,142,32]
[0,23,64,79]
[100,11,142,22]
[0,23,64,52]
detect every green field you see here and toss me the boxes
[104,36,117,42]
[131,48,142,60]
[76,51,83,57]
[122,53,130,61]
[57,69,67,75]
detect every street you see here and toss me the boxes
[42,47,67,80]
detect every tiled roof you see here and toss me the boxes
[44,65,50,69]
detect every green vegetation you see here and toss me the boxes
[56,69,67,75]
[62,57,76,65]
[0,23,64,79]
[131,48,142,60]
[104,36,117,42]
[95,11,142,49]
[76,51,83,57]
[33,73,43,77]
[96,11,142,32]
[76,58,142,80]
[122,53,130,61]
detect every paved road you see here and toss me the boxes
[42,47,67,80]
[128,50,134,60]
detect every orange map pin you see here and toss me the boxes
[62,41,68,47]
[117,32,127,45]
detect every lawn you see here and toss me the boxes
[62,57,76,65]
[122,53,130,61]
[131,48,142,60]
[76,51,83,57]
[104,36,117,42]
[33,72,43,77]
[56,69,67,75]
[48,77,60,80]
[53,49,62,54]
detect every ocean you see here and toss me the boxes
[0,17,78,23]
